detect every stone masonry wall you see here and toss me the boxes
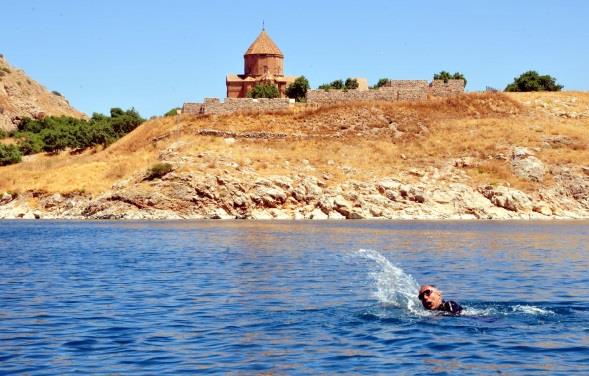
[182,79,465,116]
[429,79,465,97]
[182,97,293,116]
[307,79,464,104]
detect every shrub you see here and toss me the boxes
[285,76,309,102]
[434,71,467,87]
[0,144,22,166]
[330,80,344,90]
[247,82,280,99]
[16,133,44,155]
[505,71,563,92]
[164,108,180,117]
[41,127,76,153]
[145,163,173,180]
[51,91,62,97]
[344,78,359,90]
[8,108,145,159]
[371,78,390,89]
[0,129,7,139]
[318,78,358,91]
[109,108,144,136]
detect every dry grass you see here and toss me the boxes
[1,92,587,195]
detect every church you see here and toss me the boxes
[226,29,298,98]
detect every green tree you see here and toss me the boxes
[505,71,563,92]
[0,144,22,166]
[110,107,125,118]
[344,78,359,90]
[247,82,280,99]
[434,71,467,87]
[318,79,345,91]
[285,76,310,102]
[434,71,452,83]
[40,127,76,153]
[372,78,390,89]
[16,133,44,155]
[330,79,344,90]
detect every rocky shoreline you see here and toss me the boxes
[2,146,588,221]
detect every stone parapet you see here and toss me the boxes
[429,79,465,97]
[307,79,464,104]
[183,98,294,116]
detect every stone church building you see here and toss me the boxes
[226,29,298,98]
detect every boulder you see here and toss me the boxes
[328,211,346,220]
[377,179,401,193]
[479,186,533,212]
[250,209,273,220]
[309,208,328,220]
[250,186,287,208]
[533,203,552,216]
[0,192,13,205]
[269,208,292,220]
[347,209,368,219]
[210,208,235,220]
[511,146,545,182]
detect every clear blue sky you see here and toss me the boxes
[3,0,588,117]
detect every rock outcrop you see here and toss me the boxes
[3,158,589,220]
[511,147,545,182]
[0,55,84,131]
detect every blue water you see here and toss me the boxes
[1,221,588,375]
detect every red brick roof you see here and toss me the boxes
[244,30,283,56]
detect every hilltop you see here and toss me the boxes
[0,55,84,131]
[1,92,588,220]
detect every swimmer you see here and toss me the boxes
[418,285,462,314]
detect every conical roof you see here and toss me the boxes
[244,29,283,56]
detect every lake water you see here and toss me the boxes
[1,220,588,375]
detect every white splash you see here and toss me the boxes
[357,249,424,314]
[511,305,555,315]
[356,249,556,318]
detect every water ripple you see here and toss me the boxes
[0,220,588,374]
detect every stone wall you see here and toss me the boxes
[182,97,294,116]
[306,79,464,104]
[429,79,465,97]
[182,79,465,116]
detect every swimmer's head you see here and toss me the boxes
[418,285,442,310]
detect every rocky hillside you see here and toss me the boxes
[0,55,84,131]
[1,92,588,220]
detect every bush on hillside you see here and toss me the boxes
[12,107,144,157]
[164,108,180,117]
[345,78,359,90]
[318,78,359,91]
[247,82,280,99]
[285,76,310,102]
[505,71,563,92]
[434,71,467,87]
[0,144,22,166]
[16,133,44,155]
[371,78,390,89]
[52,91,62,97]
[145,162,173,180]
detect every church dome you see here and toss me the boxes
[244,30,283,57]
